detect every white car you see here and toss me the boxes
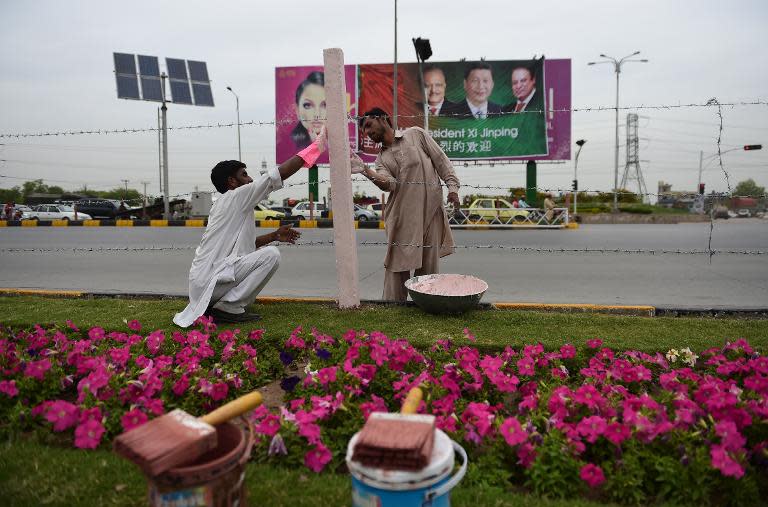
[291,201,326,220]
[25,204,92,221]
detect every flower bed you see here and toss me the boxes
[1,319,766,505]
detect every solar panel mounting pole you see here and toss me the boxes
[160,72,170,219]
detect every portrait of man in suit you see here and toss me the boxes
[442,62,502,119]
[422,65,456,116]
[504,65,543,114]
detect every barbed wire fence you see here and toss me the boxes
[1,98,767,265]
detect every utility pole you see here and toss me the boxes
[392,0,398,130]
[140,181,149,218]
[588,52,648,213]
[121,179,129,202]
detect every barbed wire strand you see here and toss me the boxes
[1,100,766,139]
[0,243,765,256]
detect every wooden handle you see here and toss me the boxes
[400,387,422,415]
[200,391,263,426]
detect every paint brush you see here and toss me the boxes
[352,387,436,470]
[114,390,263,477]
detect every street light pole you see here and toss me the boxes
[588,52,648,213]
[226,86,242,161]
[393,0,398,130]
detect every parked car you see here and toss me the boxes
[269,206,293,217]
[291,201,326,220]
[24,204,92,221]
[364,203,383,218]
[354,204,378,221]
[253,203,285,221]
[75,198,120,218]
[467,198,530,222]
[712,205,730,219]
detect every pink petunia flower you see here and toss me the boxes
[516,356,535,376]
[45,400,79,432]
[604,422,631,446]
[0,380,19,397]
[209,382,229,401]
[304,443,332,473]
[79,407,102,424]
[586,339,603,349]
[500,417,528,446]
[88,327,106,341]
[256,414,281,437]
[121,408,149,431]
[560,344,576,359]
[127,319,142,331]
[316,366,338,387]
[24,358,52,381]
[710,445,745,478]
[577,415,607,443]
[580,463,606,487]
[74,419,105,449]
[248,329,264,341]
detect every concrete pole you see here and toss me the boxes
[323,48,360,309]
[613,64,620,213]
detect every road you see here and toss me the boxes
[1,221,766,309]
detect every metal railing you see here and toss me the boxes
[448,207,569,228]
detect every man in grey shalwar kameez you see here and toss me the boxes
[352,108,461,302]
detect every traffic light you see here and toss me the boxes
[699,183,705,195]
[744,144,762,151]
[572,179,578,191]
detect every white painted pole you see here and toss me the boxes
[323,48,360,309]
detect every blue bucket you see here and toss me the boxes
[346,428,467,507]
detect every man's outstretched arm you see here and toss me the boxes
[279,126,327,182]
[255,224,301,249]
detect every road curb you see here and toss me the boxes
[0,219,570,230]
[3,288,766,317]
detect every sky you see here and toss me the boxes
[1,0,766,204]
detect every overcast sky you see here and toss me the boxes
[1,0,766,203]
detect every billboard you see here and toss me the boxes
[275,59,570,163]
[275,65,357,165]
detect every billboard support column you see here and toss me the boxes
[526,160,537,207]
[323,48,360,309]
[308,166,318,204]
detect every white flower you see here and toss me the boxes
[665,349,679,363]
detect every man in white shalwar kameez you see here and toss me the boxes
[173,130,327,327]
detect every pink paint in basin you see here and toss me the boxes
[405,274,488,314]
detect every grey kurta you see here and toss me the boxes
[373,127,460,272]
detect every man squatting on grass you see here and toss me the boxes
[351,109,461,301]
[173,128,327,328]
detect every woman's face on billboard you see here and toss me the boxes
[296,83,326,139]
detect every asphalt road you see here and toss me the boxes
[1,221,766,309]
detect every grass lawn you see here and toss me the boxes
[0,439,611,507]
[1,295,765,506]
[1,295,767,354]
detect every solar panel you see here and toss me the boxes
[113,53,136,75]
[188,60,209,82]
[138,55,160,77]
[166,58,188,80]
[116,75,140,100]
[141,77,163,102]
[192,83,214,107]
[170,80,193,104]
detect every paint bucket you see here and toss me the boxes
[147,419,253,507]
[346,428,467,507]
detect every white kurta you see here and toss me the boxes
[173,167,283,328]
